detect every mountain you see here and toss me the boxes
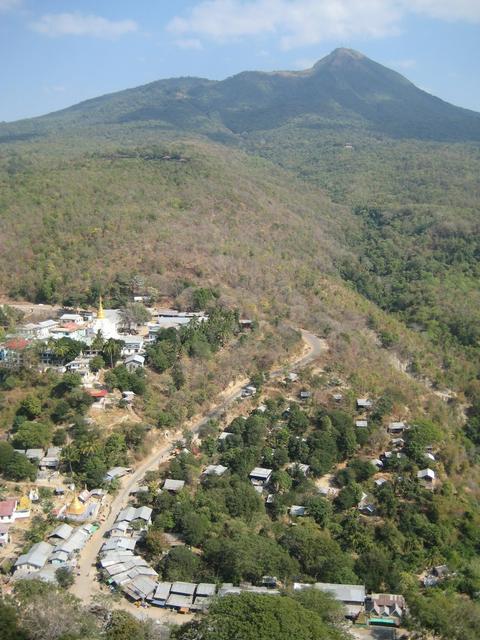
[3,48,480,142]
[0,48,479,392]
[2,49,480,640]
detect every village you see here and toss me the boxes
[72,382,440,638]
[0,297,210,579]
[0,297,209,377]
[0,296,449,640]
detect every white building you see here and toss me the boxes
[14,541,54,573]
[249,467,272,486]
[0,524,9,546]
[125,355,145,371]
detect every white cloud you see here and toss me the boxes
[167,0,401,49]
[31,12,138,39]
[175,38,204,50]
[167,0,480,50]
[0,0,21,11]
[404,0,480,22]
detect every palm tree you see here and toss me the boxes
[102,338,124,368]
[62,444,80,473]
[91,330,105,353]
[79,438,100,457]
[52,340,70,364]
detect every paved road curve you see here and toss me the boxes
[71,329,325,602]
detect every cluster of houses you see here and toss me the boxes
[98,504,249,612]
[110,574,278,612]
[101,514,407,628]
[294,582,407,627]
[99,499,284,613]
[80,383,413,626]
[12,521,96,582]
[98,498,408,626]
[0,304,204,425]
[148,581,280,612]
[99,505,156,599]
[0,302,211,375]
[0,303,147,370]
[214,392,439,545]
[13,446,62,480]
[2,486,107,578]
[353,400,438,494]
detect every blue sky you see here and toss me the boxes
[1,0,479,122]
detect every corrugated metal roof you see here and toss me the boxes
[163,479,185,491]
[15,541,53,569]
[290,505,307,516]
[49,550,69,564]
[127,575,157,599]
[99,551,134,567]
[115,505,152,523]
[171,581,196,595]
[196,583,216,596]
[102,536,137,552]
[152,582,172,601]
[55,528,89,554]
[166,594,193,608]
[314,582,366,603]
[249,467,272,479]
[203,464,228,476]
[48,523,73,541]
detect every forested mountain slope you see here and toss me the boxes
[0,140,346,305]
[0,49,479,388]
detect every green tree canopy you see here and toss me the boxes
[171,592,349,640]
[160,547,202,582]
[12,421,52,449]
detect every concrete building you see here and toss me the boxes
[14,541,54,573]
[249,467,272,486]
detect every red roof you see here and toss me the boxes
[0,499,17,517]
[59,322,81,331]
[88,389,108,398]
[4,338,28,351]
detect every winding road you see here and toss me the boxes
[71,329,325,604]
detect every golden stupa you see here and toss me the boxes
[66,495,85,516]
[18,495,31,511]
[97,295,105,320]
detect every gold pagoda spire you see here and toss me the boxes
[66,495,85,516]
[18,494,31,511]
[98,295,105,320]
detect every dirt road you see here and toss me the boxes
[71,329,325,604]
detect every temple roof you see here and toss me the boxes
[18,495,31,511]
[66,495,85,516]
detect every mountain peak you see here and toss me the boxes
[313,47,367,70]
[329,47,366,59]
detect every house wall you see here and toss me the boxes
[0,515,14,524]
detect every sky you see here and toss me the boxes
[1,0,479,122]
